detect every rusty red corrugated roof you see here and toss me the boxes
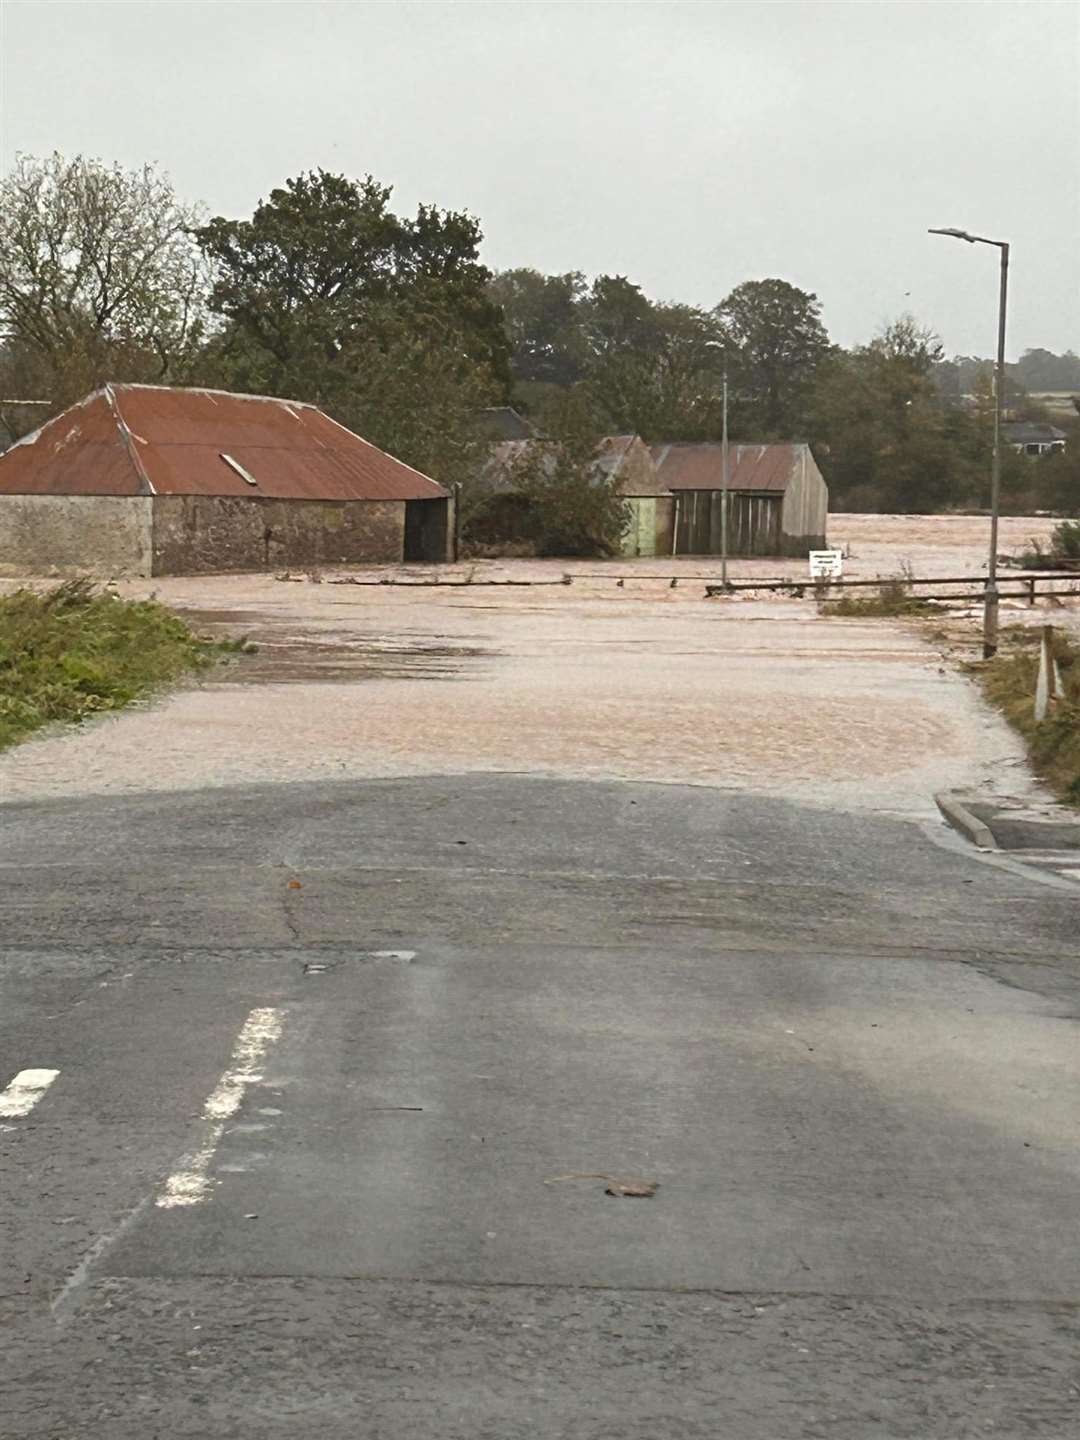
[650,442,802,492]
[0,385,448,501]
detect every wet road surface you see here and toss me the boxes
[3,775,1079,1437]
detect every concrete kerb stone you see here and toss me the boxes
[935,791,998,850]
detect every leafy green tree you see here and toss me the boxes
[715,278,830,436]
[195,170,507,487]
[809,317,985,511]
[1013,348,1080,393]
[469,389,627,556]
[511,390,628,555]
[198,170,508,391]
[579,275,657,361]
[488,268,587,387]
[586,302,727,439]
[1029,417,1080,514]
[0,152,208,435]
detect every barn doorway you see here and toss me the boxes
[403,498,451,562]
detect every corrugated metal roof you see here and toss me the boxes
[479,433,671,497]
[1003,422,1067,444]
[0,385,448,501]
[596,435,669,496]
[650,442,804,493]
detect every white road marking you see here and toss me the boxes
[1056,867,1080,879]
[157,1007,283,1208]
[0,1067,59,1118]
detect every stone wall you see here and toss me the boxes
[151,496,405,575]
[0,495,152,576]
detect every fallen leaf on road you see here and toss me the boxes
[545,1172,659,1198]
[605,1180,658,1198]
[287,880,303,890]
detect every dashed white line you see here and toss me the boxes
[0,1067,59,1118]
[157,1007,283,1208]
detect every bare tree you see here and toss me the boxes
[0,153,210,432]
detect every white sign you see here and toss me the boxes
[809,549,844,580]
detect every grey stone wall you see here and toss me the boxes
[0,495,152,576]
[151,496,405,575]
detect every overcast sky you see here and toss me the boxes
[2,0,1077,358]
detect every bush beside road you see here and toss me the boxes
[0,579,248,749]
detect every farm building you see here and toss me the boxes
[471,432,674,556]
[599,435,675,558]
[0,385,453,576]
[1003,421,1067,456]
[650,442,828,557]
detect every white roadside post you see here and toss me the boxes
[1034,624,1061,722]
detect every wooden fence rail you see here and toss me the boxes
[704,573,1080,601]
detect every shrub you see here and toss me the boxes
[1012,520,1080,570]
[822,565,934,617]
[0,580,246,749]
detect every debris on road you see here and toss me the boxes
[545,1172,659,1198]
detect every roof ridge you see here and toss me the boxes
[107,382,320,410]
[105,385,156,495]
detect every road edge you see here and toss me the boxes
[935,791,997,850]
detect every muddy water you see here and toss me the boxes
[0,516,1061,814]
[176,608,486,684]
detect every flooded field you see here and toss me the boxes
[0,515,1064,815]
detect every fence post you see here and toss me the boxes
[1034,624,1061,721]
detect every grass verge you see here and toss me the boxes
[978,625,1080,804]
[0,578,250,750]
[821,575,936,618]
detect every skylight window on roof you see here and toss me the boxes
[220,452,258,486]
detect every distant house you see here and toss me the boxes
[649,442,828,557]
[1003,422,1067,456]
[0,384,454,576]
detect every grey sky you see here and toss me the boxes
[2,0,1077,359]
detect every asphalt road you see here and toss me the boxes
[3,774,1079,1438]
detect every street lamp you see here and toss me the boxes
[720,371,729,589]
[928,226,1010,658]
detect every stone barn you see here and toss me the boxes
[0,384,454,576]
[650,442,828,557]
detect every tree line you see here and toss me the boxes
[2,153,1077,525]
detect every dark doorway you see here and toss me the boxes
[404,498,451,562]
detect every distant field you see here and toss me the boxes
[1028,392,1079,419]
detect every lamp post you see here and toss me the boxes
[720,372,729,588]
[928,226,1010,658]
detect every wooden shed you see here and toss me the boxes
[474,433,675,557]
[596,436,674,558]
[650,442,828,557]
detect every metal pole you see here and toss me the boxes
[985,242,1009,659]
[720,373,729,588]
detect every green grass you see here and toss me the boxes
[0,578,251,750]
[822,576,936,618]
[1010,520,1080,571]
[979,626,1080,804]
